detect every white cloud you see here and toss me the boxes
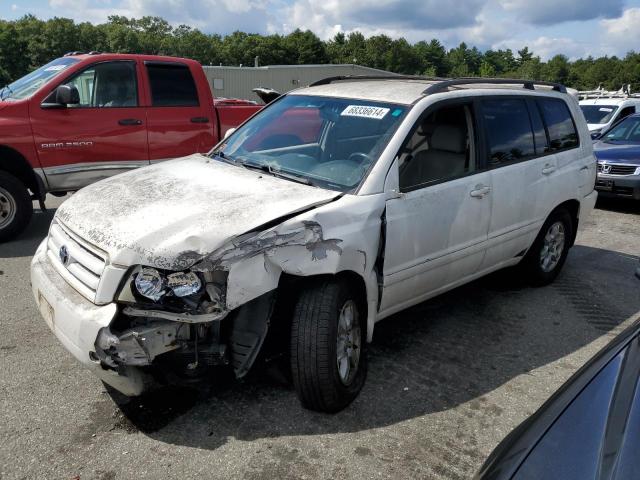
[600,7,640,55]
[501,0,624,25]
[11,3,18,11]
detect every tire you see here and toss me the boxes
[0,171,33,243]
[520,208,573,286]
[290,278,367,413]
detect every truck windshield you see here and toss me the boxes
[0,57,80,101]
[580,105,618,124]
[213,94,408,192]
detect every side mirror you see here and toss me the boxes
[42,84,80,109]
[223,127,236,140]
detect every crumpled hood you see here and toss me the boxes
[55,154,339,269]
[594,142,640,165]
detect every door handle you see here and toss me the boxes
[118,118,143,126]
[470,184,491,198]
[191,117,209,123]
[542,164,556,175]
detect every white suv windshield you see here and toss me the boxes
[214,95,408,192]
[580,105,618,124]
[0,57,80,101]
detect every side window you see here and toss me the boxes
[399,103,475,191]
[617,106,635,122]
[65,62,137,108]
[537,98,579,152]
[146,64,199,107]
[481,98,535,166]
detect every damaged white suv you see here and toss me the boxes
[31,77,597,412]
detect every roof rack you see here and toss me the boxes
[423,77,567,94]
[308,75,567,94]
[63,51,85,56]
[578,84,640,99]
[309,74,443,87]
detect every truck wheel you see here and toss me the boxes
[0,171,33,243]
[521,208,573,286]
[290,278,367,413]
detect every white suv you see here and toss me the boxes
[31,77,597,412]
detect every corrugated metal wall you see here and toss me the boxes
[203,64,394,103]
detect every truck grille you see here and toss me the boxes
[597,163,638,175]
[46,220,107,302]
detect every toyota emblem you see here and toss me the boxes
[59,245,70,266]
[602,164,612,174]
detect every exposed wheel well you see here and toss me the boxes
[553,199,580,246]
[0,145,43,199]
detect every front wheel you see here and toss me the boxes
[290,278,367,413]
[0,171,33,243]
[520,208,573,286]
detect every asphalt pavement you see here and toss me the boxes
[1,195,639,480]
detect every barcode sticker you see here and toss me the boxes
[341,105,390,119]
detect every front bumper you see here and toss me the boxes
[595,173,640,200]
[30,240,149,396]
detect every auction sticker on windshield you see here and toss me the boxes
[341,105,390,119]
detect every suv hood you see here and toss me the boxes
[55,154,339,269]
[594,142,640,165]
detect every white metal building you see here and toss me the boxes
[203,64,396,103]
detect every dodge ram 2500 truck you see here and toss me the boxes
[0,53,263,241]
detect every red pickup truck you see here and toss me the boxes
[0,53,263,241]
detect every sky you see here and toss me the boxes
[2,0,640,60]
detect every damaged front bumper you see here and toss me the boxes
[30,240,150,395]
[31,240,274,396]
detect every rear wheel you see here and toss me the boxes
[521,208,573,286]
[0,171,32,243]
[290,278,367,413]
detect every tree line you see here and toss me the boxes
[1,15,640,91]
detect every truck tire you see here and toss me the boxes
[521,208,573,286]
[0,171,33,243]
[290,278,367,413]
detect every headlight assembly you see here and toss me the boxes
[134,267,166,301]
[167,271,202,297]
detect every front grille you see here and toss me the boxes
[597,163,638,175]
[46,220,107,302]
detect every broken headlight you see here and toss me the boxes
[134,268,202,302]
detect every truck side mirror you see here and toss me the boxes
[42,85,80,109]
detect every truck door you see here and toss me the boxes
[143,62,215,162]
[31,60,149,192]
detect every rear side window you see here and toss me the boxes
[481,98,535,165]
[146,64,199,107]
[537,98,579,152]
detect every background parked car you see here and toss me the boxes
[593,113,640,200]
[0,53,263,242]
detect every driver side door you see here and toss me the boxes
[379,100,492,316]
[31,60,149,192]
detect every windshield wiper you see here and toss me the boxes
[240,161,314,186]
[211,151,240,166]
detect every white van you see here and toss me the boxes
[31,77,597,412]
[579,91,640,136]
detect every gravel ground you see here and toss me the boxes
[0,195,639,480]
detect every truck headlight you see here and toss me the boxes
[134,267,166,301]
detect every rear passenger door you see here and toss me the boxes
[143,62,213,162]
[480,96,579,269]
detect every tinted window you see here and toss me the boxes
[529,100,549,154]
[538,98,579,151]
[66,62,137,108]
[482,99,535,165]
[147,64,198,107]
[580,105,618,124]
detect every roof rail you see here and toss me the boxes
[309,74,443,87]
[423,77,567,94]
[63,51,85,57]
